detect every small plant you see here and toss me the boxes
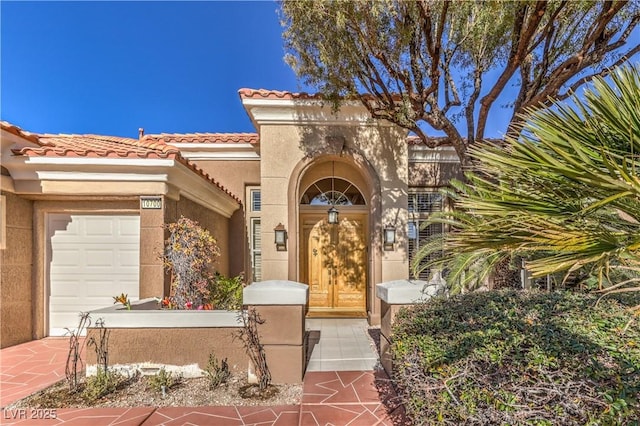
[113,293,131,310]
[65,312,90,393]
[204,353,231,389]
[83,368,124,402]
[147,367,181,394]
[86,318,110,372]
[236,308,271,392]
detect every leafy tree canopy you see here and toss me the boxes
[281,0,639,163]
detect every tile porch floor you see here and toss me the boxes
[0,320,408,425]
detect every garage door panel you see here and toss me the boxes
[51,249,83,266]
[84,219,114,236]
[48,214,140,336]
[85,249,115,267]
[118,249,141,267]
[118,217,141,236]
[50,280,83,297]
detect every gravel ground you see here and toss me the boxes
[8,373,302,409]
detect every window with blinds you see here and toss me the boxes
[251,218,261,282]
[251,190,261,212]
[408,191,443,280]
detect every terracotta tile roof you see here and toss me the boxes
[144,133,259,145]
[5,128,241,205]
[1,121,41,144]
[239,88,402,102]
[238,88,322,100]
[12,134,179,159]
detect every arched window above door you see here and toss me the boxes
[300,177,366,206]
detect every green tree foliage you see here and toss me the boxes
[281,0,639,163]
[416,65,640,305]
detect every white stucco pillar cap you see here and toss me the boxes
[376,277,446,304]
[243,280,309,305]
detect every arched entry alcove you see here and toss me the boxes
[294,157,375,318]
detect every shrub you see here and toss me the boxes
[163,216,220,309]
[209,273,244,310]
[204,353,231,389]
[391,290,640,425]
[147,368,181,394]
[83,368,125,402]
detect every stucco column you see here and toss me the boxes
[376,279,444,375]
[139,195,174,298]
[243,280,309,383]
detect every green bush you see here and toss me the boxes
[83,369,125,402]
[209,273,244,310]
[391,290,640,425]
[147,368,181,394]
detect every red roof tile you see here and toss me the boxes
[238,88,322,100]
[238,88,403,102]
[12,134,179,159]
[7,130,241,204]
[144,133,259,145]
[1,121,42,144]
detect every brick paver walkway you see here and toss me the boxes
[1,339,408,425]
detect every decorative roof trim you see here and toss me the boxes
[144,133,259,145]
[409,146,460,163]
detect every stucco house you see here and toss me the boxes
[0,89,461,348]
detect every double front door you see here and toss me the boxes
[302,214,367,313]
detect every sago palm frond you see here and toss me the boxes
[413,65,640,300]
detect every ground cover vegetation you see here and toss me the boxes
[392,290,640,425]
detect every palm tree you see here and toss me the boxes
[414,65,640,311]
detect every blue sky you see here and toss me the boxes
[1,2,637,140]
[2,1,303,137]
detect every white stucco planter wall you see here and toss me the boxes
[243,280,309,305]
[376,273,447,304]
[88,298,242,328]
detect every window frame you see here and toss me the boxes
[407,189,444,280]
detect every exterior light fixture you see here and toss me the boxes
[274,223,287,251]
[383,224,396,250]
[327,206,339,225]
[327,161,339,224]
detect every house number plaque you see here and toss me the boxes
[140,196,162,210]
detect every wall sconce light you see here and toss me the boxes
[327,206,339,225]
[274,223,287,251]
[383,224,396,251]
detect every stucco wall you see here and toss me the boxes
[0,192,34,348]
[409,162,463,187]
[257,122,409,324]
[192,160,260,278]
[85,327,249,374]
[194,161,260,202]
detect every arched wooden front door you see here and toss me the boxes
[302,213,367,315]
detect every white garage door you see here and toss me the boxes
[48,214,140,336]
